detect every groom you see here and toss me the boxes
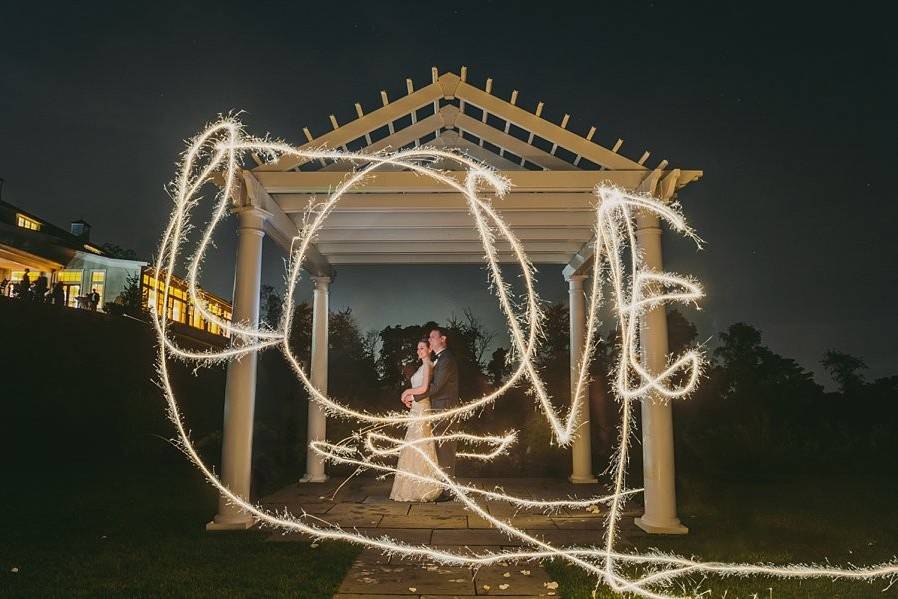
[404,326,458,502]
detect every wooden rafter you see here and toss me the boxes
[255,81,444,172]
[253,68,677,175]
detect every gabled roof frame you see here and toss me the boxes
[241,67,702,274]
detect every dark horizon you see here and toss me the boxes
[2,1,895,383]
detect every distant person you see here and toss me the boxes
[89,288,100,311]
[52,282,65,306]
[18,269,32,299]
[0,278,8,297]
[33,272,48,302]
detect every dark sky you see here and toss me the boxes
[2,1,895,383]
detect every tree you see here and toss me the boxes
[376,322,437,390]
[713,322,821,405]
[328,308,379,403]
[375,312,493,399]
[667,308,698,355]
[487,347,509,387]
[821,350,867,394]
[101,243,138,260]
[116,273,142,313]
[535,302,569,370]
[260,284,283,328]
[286,301,313,367]
[447,308,495,371]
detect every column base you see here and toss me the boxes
[206,515,256,532]
[634,515,689,535]
[568,474,598,484]
[299,473,330,484]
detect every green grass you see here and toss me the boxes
[1,298,360,597]
[544,472,898,598]
[2,461,360,598]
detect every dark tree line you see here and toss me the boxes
[252,285,898,484]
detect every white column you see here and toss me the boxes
[634,210,688,534]
[207,207,267,531]
[567,273,597,483]
[301,275,330,483]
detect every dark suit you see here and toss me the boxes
[414,348,459,476]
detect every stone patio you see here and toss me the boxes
[260,477,646,598]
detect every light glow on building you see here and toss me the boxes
[141,267,231,337]
[16,213,41,231]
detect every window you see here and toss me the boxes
[191,304,205,330]
[89,271,105,307]
[65,285,81,308]
[56,270,83,283]
[16,214,41,231]
[139,267,231,336]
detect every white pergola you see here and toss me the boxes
[207,68,702,535]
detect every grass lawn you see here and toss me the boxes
[2,461,360,598]
[544,471,898,598]
[1,299,359,597]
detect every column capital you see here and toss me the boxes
[233,205,271,233]
[565,272,588,287]
[311,275,331,290]
[635,209,662,233]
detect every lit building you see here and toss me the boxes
[0,199,146,307]
[141,267,232,337]
[0,199,232,338]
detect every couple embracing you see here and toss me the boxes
[389,326,459,503]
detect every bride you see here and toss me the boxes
[389,339,444,502]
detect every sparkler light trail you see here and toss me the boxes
[152,117,898,597]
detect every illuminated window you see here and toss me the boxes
[56,270,83,283]
[139,268,231,336]
[9,270,46,291]
[65,284,81,308]
[16,214,41,231]
[88,271,105,307]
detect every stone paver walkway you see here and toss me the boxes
[261,478,646,598]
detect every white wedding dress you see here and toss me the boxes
[389,362,443,502]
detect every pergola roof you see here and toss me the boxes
[241,67,702,275]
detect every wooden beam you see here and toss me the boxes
[314,226,595,242]
[355,103,373,145]
[327,252,574,265]
[293,210,599,230]
[274,192,596,213]
[454,80,645,171]
[318,112,445,171]
[454,113,577,171]
[562,167,691,279]
[562,240,595,279]
[256,169,702,194]
[241,171,332,276]
[255,81,444,172]
[428,130,525,171]
[317,240,585,255]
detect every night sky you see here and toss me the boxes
[2,2,895,382]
